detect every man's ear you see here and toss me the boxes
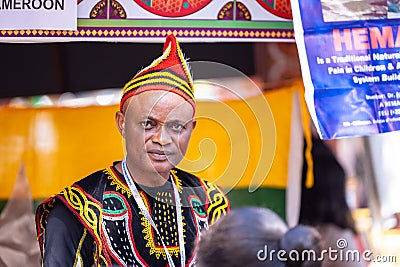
[115,111,125,136]
[191,119,197,130]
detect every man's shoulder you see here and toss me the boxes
[37,168,107,206]
[173,168,228,198]
[73,169,109,193]
[35,169,108,253]
[173,169,231,224]
[173,168,206,187]
[38,168,108,219]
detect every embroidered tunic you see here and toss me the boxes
[36,164,230,267]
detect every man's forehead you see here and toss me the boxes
[125,91,194,118]
[130,90,183,103]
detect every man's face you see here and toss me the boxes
[120,90,196,177]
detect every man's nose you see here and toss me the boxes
[151,125,172,145]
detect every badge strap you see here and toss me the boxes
[122,158,185,267]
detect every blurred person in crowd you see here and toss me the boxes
[197,206,322,267]
[35,35,230,267]
[299,137,366,267]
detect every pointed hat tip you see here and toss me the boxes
[163,34,178,52]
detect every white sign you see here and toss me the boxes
[0,0,77,30]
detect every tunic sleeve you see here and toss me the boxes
[203,181,231,225]
[42,200,95,267]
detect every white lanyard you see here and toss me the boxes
[122,158,185,267]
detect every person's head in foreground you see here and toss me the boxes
[115,34,197,186]
[197,207,322,267]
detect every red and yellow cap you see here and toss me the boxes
[120,34,195,111]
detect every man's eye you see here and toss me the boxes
[168,123,184,132]
[141,120,156,129]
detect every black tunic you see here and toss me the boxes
[36,164,230,267]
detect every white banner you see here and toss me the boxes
[0,0,77,30]
[0,0,293,42]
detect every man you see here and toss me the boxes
[35,35,230,267]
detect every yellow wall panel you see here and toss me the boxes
[0,106,123,199]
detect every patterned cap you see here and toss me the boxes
[120,35,195,111]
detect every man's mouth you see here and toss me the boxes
[147,149,171,161]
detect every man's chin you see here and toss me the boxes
[150,162,175,176]
[146,155,182,173]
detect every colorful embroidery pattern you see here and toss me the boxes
[36,166,230,266]
[35,197,56,255]
[101,192,141,266]
[140,190,186,260]
[171,169,183,193]
[189,196,207,218]
[204,181,230,225]
[188,195,209,238]
[60,186,104,258]
[104,168,132,198]
[73,229,88,267]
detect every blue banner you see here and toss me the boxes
[291,0,400,139]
